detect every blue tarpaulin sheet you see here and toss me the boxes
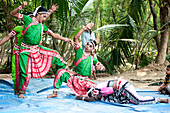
[0,79,170,113]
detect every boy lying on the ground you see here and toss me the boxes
[76,77,170,105]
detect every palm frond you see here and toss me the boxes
[93,24,129,32]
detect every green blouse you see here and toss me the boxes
[13,26,23,47]
[22,15,48,46]
[74,46,98,77]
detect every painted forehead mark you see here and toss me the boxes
[87,42,93,45]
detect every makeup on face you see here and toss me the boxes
[41,14,47,18]
[37,13,47,23]
[86,42,93,48]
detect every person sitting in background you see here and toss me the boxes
[158,65,170,95]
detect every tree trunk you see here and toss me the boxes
[93,0,101,30]
[156,1,170,64]
[2,0,15,68]
[148,0,159,49]
[99,8,102,41]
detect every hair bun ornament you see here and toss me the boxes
[89,39,97,48]
[33,6,49,16]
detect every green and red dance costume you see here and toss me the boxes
[17,14,66,94]
[10,26,23,93]
[53,44,102,96]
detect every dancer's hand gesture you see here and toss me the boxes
[22,1,27,8]
[66,38,73,45]
[72,42,78,48]
[50,3,59,12]
[85,22,94,30]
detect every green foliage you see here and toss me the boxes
[166,54,170,62]
[139,52,155,68]
[0,0,168,74]
[90,0,162,74]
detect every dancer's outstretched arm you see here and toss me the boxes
[10,1,27,18]
[46,3,59,19]
[0,34,13,46]
[74,22,94,44]
[48,30,73,44]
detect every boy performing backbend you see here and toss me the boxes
[158,65,170,95]
[10,1,73,98]
[76,77,170,104]
[47,23,105,98]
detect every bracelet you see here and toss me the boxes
[157,97,160,103]
[53,89,59,94]
[82,96,85,100]
[65,38,68,42]
[18,6,23,10]
[100,66,104,71]
[82,26,87,31]
[49,9,53,13]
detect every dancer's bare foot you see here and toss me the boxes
[47,93,58,98]
[75,95,83,100]
[158,98,170,103]
[14,91,19,95]
[161,90,167,94]
[18,94,25,98]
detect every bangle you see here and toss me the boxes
[53,89,58,94]
[18,6,23,10]
[49,9,53,13]
[65,38,68,42]
[82,26,87,31]
[100,66,104,71]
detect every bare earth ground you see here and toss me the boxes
[97,61,169,91]
[0,61,169,91]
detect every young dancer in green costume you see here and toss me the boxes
[0,12,34,95]
[10,1,73,98]
[47,23,105,98]
[0,3,59,95]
